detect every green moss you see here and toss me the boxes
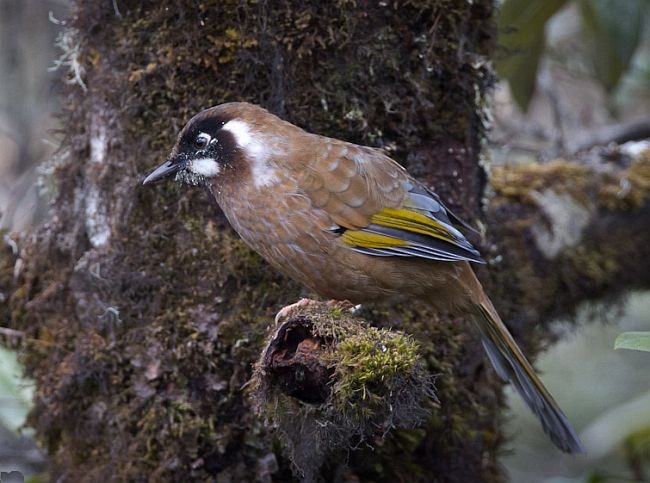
[598,157,650,211]
[330,329,422,421]
[491,160,591,205]
[566,246,618,286]
[490,156,650,214]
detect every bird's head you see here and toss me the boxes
[143,102,291,188]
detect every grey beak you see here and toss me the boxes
[142,158,185,185]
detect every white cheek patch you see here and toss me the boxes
[189,157,221,177]
[223,119,281,188]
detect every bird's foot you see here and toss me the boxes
[274,298,319,325]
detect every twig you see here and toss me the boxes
[0,326,24,338]
[569,117,650,154]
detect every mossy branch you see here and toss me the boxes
[482,152,650,337]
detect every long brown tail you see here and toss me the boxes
[463,271,585,453]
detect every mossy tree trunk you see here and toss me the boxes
[1,1,649,482]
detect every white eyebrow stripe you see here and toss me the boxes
[223,119,281,188]
[189,157,221,177]
[222,120,252,147]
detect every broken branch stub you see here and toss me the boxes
[260,316,332,404]
[253,301,438,479]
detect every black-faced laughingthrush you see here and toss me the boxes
[144,102,584,453]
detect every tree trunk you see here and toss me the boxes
[0,2,649,482]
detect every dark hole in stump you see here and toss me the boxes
[261,316,333,404]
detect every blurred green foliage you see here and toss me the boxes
[615,331,650,352]
[496,0,568,110]
[580,0,646,93]
[0,346,33,432]
[497,0,649,111]
[505,292,650,482]
[584,389,650,482]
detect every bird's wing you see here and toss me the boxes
[298,141,483,264]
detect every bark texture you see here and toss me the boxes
[0,1,649,482]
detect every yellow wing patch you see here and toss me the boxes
[340,230,408,249]
[370,207,458,244]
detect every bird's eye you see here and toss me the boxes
[194,132,211,149]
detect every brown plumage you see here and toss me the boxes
[144,102,584,453]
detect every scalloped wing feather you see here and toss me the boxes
[299,139,483,263]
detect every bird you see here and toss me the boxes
[143,102,584,453]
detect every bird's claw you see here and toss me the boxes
[349,304,363,315]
